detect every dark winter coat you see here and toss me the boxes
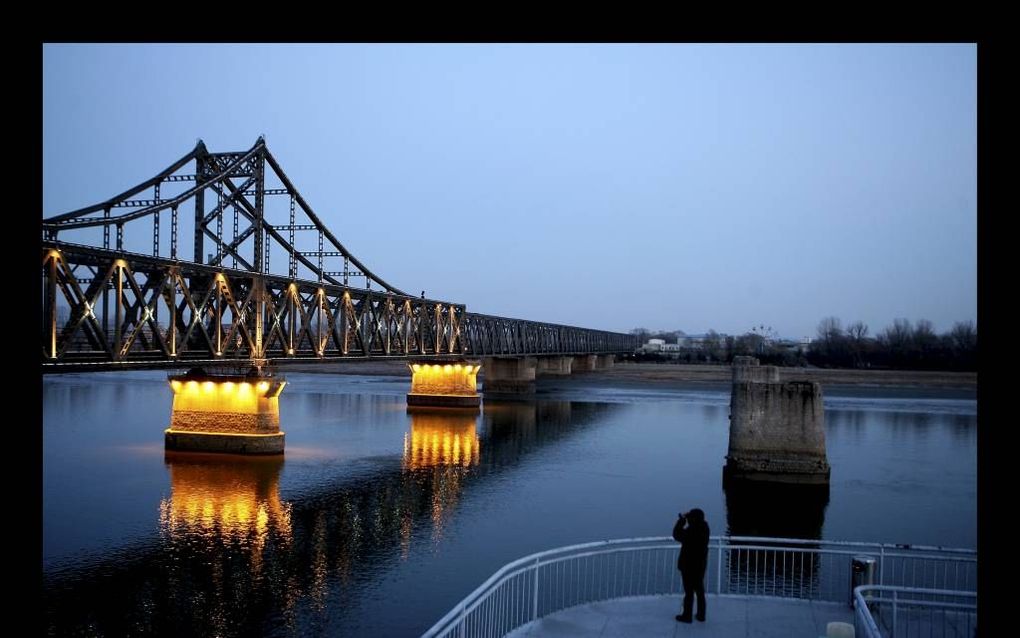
[672,517,710,574]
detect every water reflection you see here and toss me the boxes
[723,480,830,598]
[403,409,480,469]
[159,452,293,568]
[724,480,829,539]
[951,414,976,443]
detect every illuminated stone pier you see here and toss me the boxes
[406,361,482,408]
[165,370,286,454]
[482,356,537,395]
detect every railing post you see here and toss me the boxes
[891,588,897,636]
[532,557,540,621]
[879,545,885,587]
[716,541,723,594]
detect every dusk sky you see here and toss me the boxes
[42,43,976,340]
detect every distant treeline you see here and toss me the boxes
[808,317,976,371]
[628,317,977,371]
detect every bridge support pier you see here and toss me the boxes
[165,369,286,455]
[595,354,615,370]
[482,357,537,395]
[572,354,598,372]
[535,356,573,376]
[723,357,830,486]
[406,361,481,408]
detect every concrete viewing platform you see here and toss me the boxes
[505,594,854,637]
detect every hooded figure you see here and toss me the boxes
[672,508,710,623]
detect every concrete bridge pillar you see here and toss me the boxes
[595,354,615,370]
[482,357,537,395]
[165,369,286,454]
[536,355,573,376]
[724,357,830,485]
[572,354,597,372]
[406,361,481,408]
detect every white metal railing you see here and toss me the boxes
[854,586,977,638]
[421,536,976,638]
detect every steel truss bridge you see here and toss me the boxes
[42,138,637,372]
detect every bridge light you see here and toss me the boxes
[223,382,235,393]
[202,382,215,393]
[412,364,421,372]
[170,380,182,392]
[239,382,252,394]
[287,348,294,355]
[444,365,452,373]
[257,381,269,393]
[186,380,198,392]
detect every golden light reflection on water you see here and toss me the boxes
[401,410,480,544]
[159,453,292,573]
[402,411,480,469]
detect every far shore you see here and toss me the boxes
[274,359,976,392]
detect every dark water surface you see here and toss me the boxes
[42,371,976,636]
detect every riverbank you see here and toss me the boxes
[276,359,975,393]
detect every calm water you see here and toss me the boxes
[42,371,976,636]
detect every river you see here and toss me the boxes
[42,371,976,636]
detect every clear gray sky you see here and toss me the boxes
[43,43,976,339]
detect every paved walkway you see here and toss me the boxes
[505,594,856,637]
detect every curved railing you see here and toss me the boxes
[422,536,977,638]
[854,585,977,638]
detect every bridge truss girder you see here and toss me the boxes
[42,243,465,372]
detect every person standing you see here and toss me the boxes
[672,508,710,623]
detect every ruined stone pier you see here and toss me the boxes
[724,357,830,485]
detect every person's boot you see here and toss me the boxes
[676,600,693,623]
[695,611,705,622]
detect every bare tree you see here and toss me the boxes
[817,317,843,345]
[949,321,977,352]
[702,330,722,361]
[846,321,868,341]
[879,318,913,349]
[630,328,652,344]
[846,320,869,368]
[913,319,939,356]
